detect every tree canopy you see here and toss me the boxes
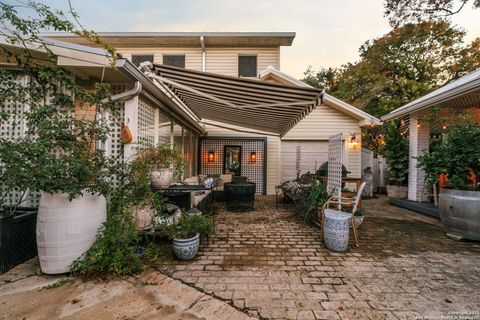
[302,21,480,117]
[384,0,480,27]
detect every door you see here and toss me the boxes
[224,145,242,176]
[281,141,329,181]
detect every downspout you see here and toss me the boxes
[101,81,142,103]
[200,36,206,72]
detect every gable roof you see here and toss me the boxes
[382,68,480,121]
[259,66,381,127]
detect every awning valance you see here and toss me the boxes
[145,64,323,136]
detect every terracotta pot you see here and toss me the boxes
[131,207,154,230]
[149,169,173,189]
[387,185,408,199]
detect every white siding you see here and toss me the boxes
[282,103,362,178]
[204,121,281,195]
[205,48,279,77]
[117,47,203,71]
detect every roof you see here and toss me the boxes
[0,35,204,133]
[144,63,323,136]
[40,32,296,48]
[259,66,382,126]
[382,68,480,121]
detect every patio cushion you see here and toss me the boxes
[184,176,199,185]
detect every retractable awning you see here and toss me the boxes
[144,64,324,136]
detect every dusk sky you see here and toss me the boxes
[19,0,480,78]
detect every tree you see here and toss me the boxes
[384,0,480,27]
[302,66,339,91]
[303,21,480,117]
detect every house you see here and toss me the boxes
[13,32,380,195]
[381,68,480,213]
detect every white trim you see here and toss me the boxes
[382,68,480,121]
[258,66,381,126]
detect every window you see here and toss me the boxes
[131,55,153,67]
[163,55,186,68]
[238,55,257,77]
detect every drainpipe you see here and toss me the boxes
[200,36,206,72]
[101,81,142,103]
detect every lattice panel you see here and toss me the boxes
[200,139,265,194]
[138,96,156,147]
[0,75,39,207]
[105,84,126,163]
[328,133,343,200]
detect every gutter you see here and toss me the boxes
[102,81,142,103]
[116,58,204,134]
[200,36,206,72]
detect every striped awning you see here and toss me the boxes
[147,64,323,136]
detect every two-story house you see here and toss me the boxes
[40,32,380,195]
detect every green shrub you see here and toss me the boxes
[299,181,330,223]
[158,213,213,240]
[70,190,142,277]
[418,123,480,190]
[382,119,409,186]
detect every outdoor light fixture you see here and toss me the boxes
[207,151,215,162]
[250,152,257,163]
[348,133,360,151]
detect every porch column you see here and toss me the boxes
[123,96,139,162]
[408,112,430,201]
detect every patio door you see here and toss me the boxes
[224,145,242,176]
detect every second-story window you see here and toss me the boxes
[163,55,186,68]
[238,55,257,77]
[131,54,153,67]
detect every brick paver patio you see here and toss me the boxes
[155,195,480,320]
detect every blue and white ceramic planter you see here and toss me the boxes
[172,233,200,260]
[323,209,350,252]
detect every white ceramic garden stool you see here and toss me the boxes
[323,209,350,252]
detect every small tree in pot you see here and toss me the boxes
[135,145,185,189]
[418,123,480,240]
[382,120,409,198]
[158,213,213,260]
[0,2,120,274]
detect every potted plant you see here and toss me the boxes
[0,3,120,274]
[158,213,213,260]
[136,145,185,189]
[382,120,409,199]
[125,161,166,231]
[418,123,480,240]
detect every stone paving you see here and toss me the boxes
[155,195,480,320]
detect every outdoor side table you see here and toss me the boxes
[323,209,350,252]
[224,182,256,212]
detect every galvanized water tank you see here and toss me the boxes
[36,192,106,274]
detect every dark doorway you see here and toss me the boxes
[224,145,242,176]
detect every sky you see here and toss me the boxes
[13,0,480,78]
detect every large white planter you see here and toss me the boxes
[36,192,106,274]
[149,169,173,189]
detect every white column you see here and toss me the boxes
[123,96,139,162]
[408,113,430,201]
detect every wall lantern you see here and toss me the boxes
[348,133,360,151]
[207,151,215,162]
[250,152,257,163]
